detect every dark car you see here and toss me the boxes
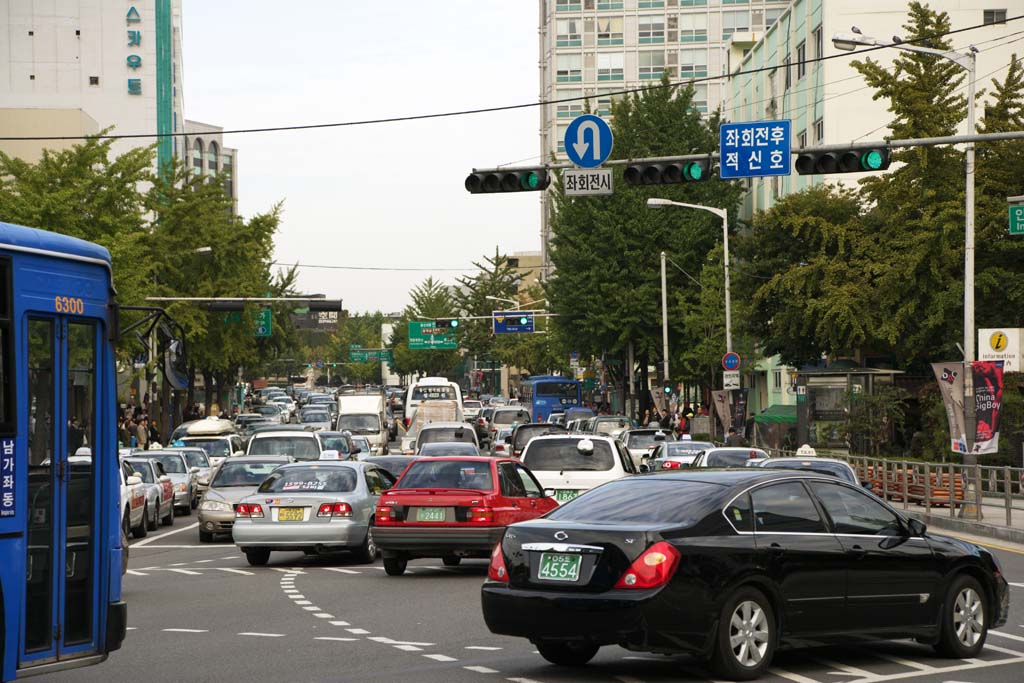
[509,423,567,458]
[365,455,416,480]
[482,470,1009,680]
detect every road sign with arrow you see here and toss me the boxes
[565,115,613,169]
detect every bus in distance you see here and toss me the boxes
[519,375,582,423]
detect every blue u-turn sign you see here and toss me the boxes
[564,115,613,169]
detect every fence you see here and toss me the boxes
[763,449,1024,528]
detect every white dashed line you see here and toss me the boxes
[169,562,186,567]
[394,645,423,651]
[314,613,335,619]
[984,643,1024,657]
[329,621,350,626]
[132,522,199,547]
[217,568,253,576]
[315,636,359,642]
[220,555,236,560]
[126,627,137,631]
[162,628,208,633]
[464,665,499,674]
[323,567,360,574]
[347,628,371,635]
[368,637,435,647]
[302,606,320,611]
[272,567,305,574]
[294,600,312,605]
[125,570,149,576]
[283,590,299,594]
[423,654,457,662]
[1008,582,1024,588]
[195,559,214,563]
[465,646,502,651]
[288,594,306,600]
[167,568,201,576]
[238,632,286,638]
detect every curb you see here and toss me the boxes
[904,509,1024,545]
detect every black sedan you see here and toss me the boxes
[481,469,1009,680]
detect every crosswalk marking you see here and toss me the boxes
[768,667,821,683]
[315,636,358,642]
[464,665,498,674]
[423,654,457,662]
[990,630,1024,643]
[864,652,935,671]
[808,657,872,678]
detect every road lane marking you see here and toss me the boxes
[808,658,872,678]
[424,654,457,662]
[465,646,503,651]
[330,621,350,626]
[982,643,1024,657]
[220,555,236,560]
[238,632,286,638]
[169,562,186,566]
[394,645,423,651]
[125,570,149,576]
[507,678,545,683]
[272,567,305,574]
[768,668,821,683]
[167,568,201,575]
[302,606,320,611]
[990,630,1024,643]
[1008,582,1024,588]
[283,590,299,594]
[465,666,499,674]
[294,600,312,605]
[840,655,1024,682]
[347,628,371,634]
[314,613,335,619]
[195,559,214,563]
[162,628,208,633]
[324,567,361,574]
[132,522,199,547]
[368,637,436,646]
[217,568,253,576]
[862,652,935,671]
[126,627,137,631]
[315,637,358,642]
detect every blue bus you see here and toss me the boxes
[519,375,582,422]
[0,222,125,682]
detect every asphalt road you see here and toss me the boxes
[39,481,1024,683]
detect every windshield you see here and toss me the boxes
[150,454,186,474]
[317,433,352,454]
[412,385,456,401]
[536,381,579,399]
[418,427,475,445]
[667,442,714,455]
[522,438,614,471]
[418,443,478,457]
[182,438,232,457]
[183,451,209,468]
[397,460,493,491]
[547,479,719,524]
[248,436,320,461]
[254,406,280,417]
[492,409,531,425]
[463,401,482,409]
[762,459,856,483]
[626,432,668,449]
[513,425,565,450]
[594,419,628,435]
[337,414,380,433]
[706,449,761,467]
[258,466,357,493]
[127,462,154,483]
[300,411,331,424]
[211,461,282,487]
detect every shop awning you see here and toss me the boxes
[754,404,797,424]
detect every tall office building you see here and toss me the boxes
[538,0,793,264]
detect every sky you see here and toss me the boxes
[181,1,541,314]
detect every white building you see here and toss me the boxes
[185,119,239,213]
[723,0,1017,220]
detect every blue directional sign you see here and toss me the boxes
[564,115,613,169]
[493,311,536,334]
[719,120,791,179]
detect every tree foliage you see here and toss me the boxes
[452,249,521,359]
[388,277,460,377]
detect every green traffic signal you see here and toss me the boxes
[451,319,460,328]
[519,316,529,325]
[861,149,885,170]
[521,172,541,190]
[683,162,704,181]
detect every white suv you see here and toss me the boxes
[519,434,636,505]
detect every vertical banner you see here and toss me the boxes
[712,390,732,436]
[731,388,749,432]
[971,360,1004,455]
[931,363,967,454]
[0,437,14,517]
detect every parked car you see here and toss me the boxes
[482,469,1010,679]
[197,456,292,542]
[119,459,147,539]
[373,456,558,575]
[233,460,396,565]
[146,450,199,515]
[692,447,770,468]
[519,435,636,505]
[124,457,175,529]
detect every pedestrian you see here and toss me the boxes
[725,427,744,447]
[149,419,160,447]
[642,409,651,427]
[136,417,149,451]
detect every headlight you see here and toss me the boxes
[178,483,187,493]
[199,500,231,512]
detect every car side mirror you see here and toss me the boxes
[197,478,209,487]
[160,475,171,483]
[639,464,650,473]
[126,475,142,486]
[190,467,200,474]
[861,480,874,491]
[907,518,927,537]
[352,447,361,455]
[544,488,556,498]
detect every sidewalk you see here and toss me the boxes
[903,496,1024,545]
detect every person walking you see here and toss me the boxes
[136,417,149,451]
[725,427,744,447]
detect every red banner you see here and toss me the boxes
[971,361,1004,455]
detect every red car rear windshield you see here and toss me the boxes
[397,460,493,491]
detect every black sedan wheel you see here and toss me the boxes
[383,556,407,576]
[442,555,461,567]
[712,586,775,680]
[935,574,987,658]
[245,549,270,566]
[535,640,599,667]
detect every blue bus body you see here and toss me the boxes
[0,222,125,682]
[519,375,582,422]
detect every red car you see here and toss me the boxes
[373,456,558,576]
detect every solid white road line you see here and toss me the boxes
[217,568,253,576]
[315,637,358,642]
[465,646,503,651]
[1008,582,1024,588]
[323,567,360,574]
[990,630,1024,643]
[839,655,1024,683]
[167,568,201,576]
[125,570,149,576]
[423,654,457,662]
[130,544,224,549]
[464,666,499,674]
[132,522,199,547]
[982,643,1024,657]
[768,667,822,683]
[162,628,208,633]
[237,632,286,638]
[808,657,872,678]
[862,652,935,671]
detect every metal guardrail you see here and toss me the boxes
[763,449,1024,528]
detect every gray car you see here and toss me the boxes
[145,451,199,515]
[197,456,292,542]
[232,461,396,566]
[124,457,175,529]
[176,447,212,497]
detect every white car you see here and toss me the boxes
[246,429,322,462]
[519,434,637,505]
[119,459,147,539]
[124,457,176,530]
[619,428,676,469]
[462,400,483,419]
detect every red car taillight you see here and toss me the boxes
[404,417,411,428]
[477,417,485,426]
[318,502,352,518]
[375,505,393,522]
[236,503,263,518]
[662,461,682,469]
[614,541,680,589]
[487,542,509,582]
[468,506,493,523]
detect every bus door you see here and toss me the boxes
[23,315,101,665]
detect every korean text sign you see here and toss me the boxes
[720,120,791,179]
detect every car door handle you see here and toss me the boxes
[848,544,867,558]
[768,542,785,555]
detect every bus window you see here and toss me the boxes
[26,318,55,653]
[65,321,96,645]
[0,259,12,434]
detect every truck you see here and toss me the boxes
[337,394,389,455]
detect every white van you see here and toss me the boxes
[404,377,462,426]
[337,394,388,455]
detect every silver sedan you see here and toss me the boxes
[232,461,396,566]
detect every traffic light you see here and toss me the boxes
[518,315,530,326]
[465,169,550,194]
[663,381,672,395]
[624,159,711,186]
[795,147,891,175]
[436,318,460,329]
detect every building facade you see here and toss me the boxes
[184,119,238,213]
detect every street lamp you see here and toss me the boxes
[519,298,547,310]
[647,198,733,361]
[485,295,518,307]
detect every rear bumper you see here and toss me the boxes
[373,525,505,557]
[233,520,368,548]
[106,600,127,653]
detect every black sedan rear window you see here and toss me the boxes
[547,479,721,524]
[522,438,614,471]
[259,466,357,493]
[397,461,493,491]
[418,427,475,445]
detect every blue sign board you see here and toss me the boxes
[493,311,536,334]
[1,438,14,518]
[722,352,741,371]
[564,115,613,169]
[719,120,791,179]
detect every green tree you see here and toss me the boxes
[452,249,521,360]
[388,277,460,377]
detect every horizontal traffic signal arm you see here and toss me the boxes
[795,147,891,175]
[465,169,550,194]
[624,159,712,186]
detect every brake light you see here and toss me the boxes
[614,541,680,589]
[375,505,393,522]
[249,504,264,518]
[495,444,505,452]
[404,417,410,428]
[235,503,250,518]
[236,503,264,518]
[331,502,352,517]
[662,461,682,469]
[477,417,485,426]
[487,542,508,582]
[468,506,493,523]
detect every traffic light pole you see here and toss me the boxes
[660,251,669,383]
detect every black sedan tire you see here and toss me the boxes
[535,641,599,667]
[146,502,159,531]
[353,528,379,564]
[712,586,776,681]
[198,529,213,543]
[383,556,407,576]
[934,574,988,658]
[245,549,271,566]
[442,556,461,567]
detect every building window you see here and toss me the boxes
[596,89,622,116]
[690,83,708,112]
[722,11,750,39]
[813,25,823,60]
[556,18,582,47]
[984,9,1007,24]
[556,89,584,117]
[814,118,824,142]
[597,53,624,81]
[88,76,99,86]
[679,48,708,79]
[680,0,707,5]
[638,0,665,8]
[773,370,782,390]
[597,1,623,9]
[783,54,792,89]
[556,54,582,83]
[207,141,219,174]
[597,17,623,45]
[766,8,784,28]
[679,13,707,42]
[556,0,581,11]
[798,130,807,148]
[192,139,204,175]
[796,41,807,80]
[222,154,234,198]
[722,0,749,4]
[556,125,570,153]
[639,15,665,44]
[639,51,666,79]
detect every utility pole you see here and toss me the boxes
[660,251,669,385]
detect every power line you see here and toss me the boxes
[2,15,1020,143]
[271,261,473,272]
